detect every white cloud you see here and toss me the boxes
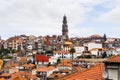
[69,27,100,38]
[96,0,120,24]
[0,0,119,39]
[98,7,120,24]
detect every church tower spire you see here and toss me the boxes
[62,15,68,40]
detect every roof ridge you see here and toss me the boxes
[107,54,120,62]
[60,64,103,80]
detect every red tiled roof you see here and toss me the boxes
[60,68,70,73]
[36,66,55,72]
[72,67,86,72]
[58,63,72,67]
[44,40,50,45]
[89,34,102,38]
[18,57,27,63]
[53,51,69,54]
[0,78,5,80]
[35,54,49,62]
[10,71,29,80]
[7,37,19,42]
[15,71,27,75]
[60,64,104,80]
[11,63,18,67]
[107,54,120,62]
[29,75,37,79]
[17,39,23,44]
[0,73,11,77]
[58,59,72,67]
[22,64,35,69]
[48,73,64,79]
[10,74,27,80]
[60,59,71,63]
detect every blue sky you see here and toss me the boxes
[0,0,120,39]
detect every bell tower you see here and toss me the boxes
[62,15,69,40]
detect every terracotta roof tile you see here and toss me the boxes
[14,71,28,76]
[48,73,64,79]
[58,59,72,67]
[0,73,10,77]
[18,57,27,63]
[29,64,36,67]
[53,51,69,54]
[10,75,27,80]
[60,59,71,63]
[60,64,104,80]
[89,34,102,38]
[10,63,18,67]
[29,75,37,79]
[10,71,30,80]
[60,68,69,73]
[7,37,19,42]
[72,67,86,72]
[44,41,50,45]
[37,66,55,72]
[22,64,35,69]
[58,63,72,67]
[0,78,5,80]
[17,39,23,44]
[107,54,120,62]
[22,64,28,67]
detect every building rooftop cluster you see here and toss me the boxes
[0,16,120,80]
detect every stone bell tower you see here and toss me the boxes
[62,15,69,40]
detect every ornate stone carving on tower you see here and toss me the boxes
[62,15,69,40]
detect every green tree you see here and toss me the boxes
[45,50,53,54]
[3,56,12,59]
[11,49,17,53]
[109,54,114,57]
[41,52,44,54]
[57,58,61,64]
[84,55,92,58]
[45,50,53,56]
[103,33,107,41]
[102,52,107,58]
[0,48,10,55]
[47,62,51,67]
[69,47,76,60]
[42,60,44,65]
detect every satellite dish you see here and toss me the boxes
[103,71,108,79]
